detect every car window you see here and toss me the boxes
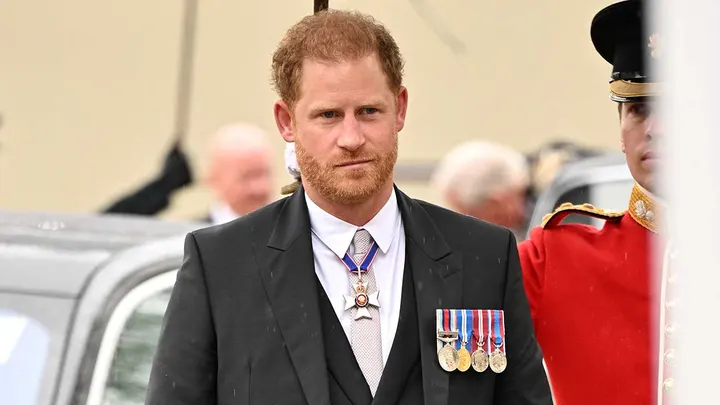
[101,288,171,405]
[0,294,74,405]
[85,271,177,405]
[0,310,51,405]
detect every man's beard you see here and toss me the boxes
[295,136,398,205]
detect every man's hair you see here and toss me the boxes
[431,141,529,208]
[208,123,270,156]
[271,9,405,108]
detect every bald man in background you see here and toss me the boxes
[432,140,530,240]
[202,123,274,224]
[103,122,275,223]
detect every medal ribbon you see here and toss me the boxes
[485,310,493,354]
[463,309,473,350]
[435,309,442,352]
[341,241,379,274]
[451,310,459,350]
[492,310,506,354]
[437,309,453,351]
[471,309,481,352]
[498,310,506,355]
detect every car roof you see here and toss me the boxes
[0,210,202,298]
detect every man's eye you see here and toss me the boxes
[322,111,336,119]
[630,103,650,117]
[361,108,378,115]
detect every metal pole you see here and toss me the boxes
[314,0,329,13]
[172,0,199,145]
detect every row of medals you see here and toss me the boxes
[437,332,507,374]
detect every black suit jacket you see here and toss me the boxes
[146,186,552,405]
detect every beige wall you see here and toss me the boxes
[0,0,621,219]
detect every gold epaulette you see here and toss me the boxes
[541,202,625,228]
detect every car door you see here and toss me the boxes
[84,270,176,405]
[48,236,188,405]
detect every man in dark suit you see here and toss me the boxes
[146,9,552,405]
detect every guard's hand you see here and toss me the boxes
[160,141,193,190]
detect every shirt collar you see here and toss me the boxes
[305,189,401,259]
[209,202,241,225]
[628,182,664,233]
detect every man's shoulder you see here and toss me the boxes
[192,197,290,244]
[413,198,511,241]
[521,203,628,254]
[540,202,625,229]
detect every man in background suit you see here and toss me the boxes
[201,123,274,224]
[431,140,530,241]
[146,9,552,405]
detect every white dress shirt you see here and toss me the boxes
[209,202,240,225]
[305,190,406,366]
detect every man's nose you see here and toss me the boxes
[646,112,660,141]
[336,115,365,151]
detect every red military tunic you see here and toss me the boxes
[518,184,673,405]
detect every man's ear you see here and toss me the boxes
[395,86,409,133]
[274,100,295,142]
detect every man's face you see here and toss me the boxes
[495,186,528,230]
[214,149,273,215]
[274,53,408,204]
[620,101,659,192]
[457,185,528,231]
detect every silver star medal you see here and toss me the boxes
[344,279,380,320]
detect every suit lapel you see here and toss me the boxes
[255,188,331,405]
[395,187,463,405]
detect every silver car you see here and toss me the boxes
[0,212,200,405]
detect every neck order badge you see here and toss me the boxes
[341,241,381,320]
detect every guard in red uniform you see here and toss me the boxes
[518,1,674,405]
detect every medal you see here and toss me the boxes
[456,310,472,372]
[471,345,489,373]
[437,331,460,372]
[341,241,380,320]
[489,348,507,373]
[457,345,471,372]
[488,310,507,374]
[471,309,489,373]
[436,309,459,372]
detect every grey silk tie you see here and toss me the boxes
[349,229,383,396]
